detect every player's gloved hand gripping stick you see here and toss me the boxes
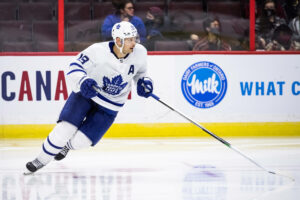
[137,77,153,98]
[80,78,101,99]
[149,93,295,181]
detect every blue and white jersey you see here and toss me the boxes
[66,41,148,112]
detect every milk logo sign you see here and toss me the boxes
[181,61,227,108]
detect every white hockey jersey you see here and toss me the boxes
[66,41,148,112]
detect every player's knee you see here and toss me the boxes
[49,121,78,142]
[70,130,92,150]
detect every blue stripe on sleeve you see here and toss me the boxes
[70,62,84,69]
[67,69,87,75]
[79,76,87,85]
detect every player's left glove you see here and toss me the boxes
[137,77,153,98]
[80,78,99,99]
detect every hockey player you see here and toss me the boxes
[24,21,153,174]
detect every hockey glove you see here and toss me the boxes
[137,77,153,98]
[80,78,99,99]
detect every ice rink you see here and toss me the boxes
[0,137,299,200]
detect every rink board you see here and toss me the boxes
[1,122,300,138]
[0,54,300,138]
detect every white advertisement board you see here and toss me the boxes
[0,54,299,125]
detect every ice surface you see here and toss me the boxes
[0,138,299,200]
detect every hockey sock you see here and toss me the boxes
[37,121,78,165]
[66,130,92,150]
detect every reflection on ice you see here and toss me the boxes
[240,171,284,192]
[182,165,227,200]
[1,172,132,200]
[0,138,299,200]
[0,167,293,200]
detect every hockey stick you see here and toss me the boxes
[92,84,293,180]
[150,93,295,181]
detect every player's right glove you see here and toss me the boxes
[137,77,153,98]
[80,78,99,99]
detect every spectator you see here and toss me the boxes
[231,29,250,50]
[187,34,200,50]
[255,0,286,50]
[289,2,300,42]
[282,0,300,21]
[144,6,165,51]
[101,0,146,43]
[193,17,231,51]
[265,24,300,50]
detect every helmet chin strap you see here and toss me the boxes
[114,38,126,56]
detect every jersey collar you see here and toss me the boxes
[109,41,129,61]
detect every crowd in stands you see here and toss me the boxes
[0,0,299,52]
[255,0,300,50]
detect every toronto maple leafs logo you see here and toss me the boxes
[102,75,128,95]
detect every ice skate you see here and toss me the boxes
[24,158,44,175]
[54,146,70,161]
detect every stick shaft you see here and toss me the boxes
[150,93,271,173]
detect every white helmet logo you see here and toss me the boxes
[112,21,138,40]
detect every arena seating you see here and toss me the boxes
[0,0,248,52]
[207,1,242,18]
[0,21,32,42]
[65,41,93,52]
[0,3,17,20]
[154,40,189,51]
[18,2,56,21]
[182,19,205,34]
[2,41,35,52]
[93,2,115,20]
[169,1,203,19]
[65,2,92,20]
[35,41,57,52]
[135,0,165,2]
[66,20,102,42]
[134,2,165,20]
[27,0,57,2]
[65,0,94,2]
[33,21,58,42]
[219,18,249,39]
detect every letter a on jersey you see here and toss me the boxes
[128,65,134,75]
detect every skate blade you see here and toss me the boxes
[23,169,35,175]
